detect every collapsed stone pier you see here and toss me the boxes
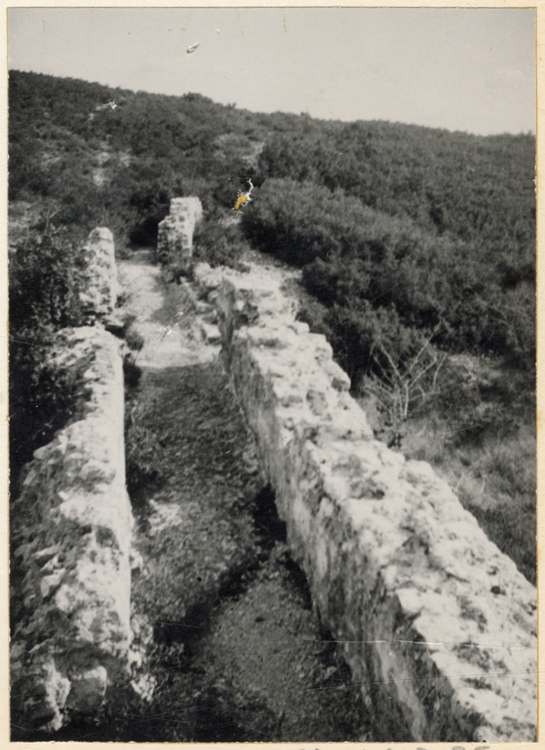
[156,197,203,265]
[193,261,537,742]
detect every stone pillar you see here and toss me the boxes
[156,197,203,265]
[78,227,119,323]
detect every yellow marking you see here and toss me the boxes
[234,194,248,211]
[233,178,254,211]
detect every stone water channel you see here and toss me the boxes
[105,250,369,742]
[10,219,536,741]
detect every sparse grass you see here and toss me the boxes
[480,428,536,499]
[124,399,164,503]
[153,269,197,330]
[360,347,537,584]
[402,397,536,584]
[124,322,145,352]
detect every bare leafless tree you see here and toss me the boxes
[365,325,446,447]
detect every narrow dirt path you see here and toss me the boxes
[103,251,369,742]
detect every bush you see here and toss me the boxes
[9,226,86,332]
[9,326,90,487]
[9,226,88,486]
[123,354,143,390]
[129,205,170,248]
[193,216,250,269]
[125,401,163,504]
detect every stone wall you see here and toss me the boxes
[194,262,537,742]
[10,327,131,734]
[10,228,132,734]
[156,197,203,265]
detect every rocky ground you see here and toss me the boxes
[85,250,369,742]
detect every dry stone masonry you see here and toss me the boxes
[156,197,203,265]
[11,229,131,734]
[79,227,119,323]
[193,261,537,743]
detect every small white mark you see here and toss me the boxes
[108,100,117,110]
[216,28,221,34]
[186,42,200,54]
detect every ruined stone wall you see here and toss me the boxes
[157,197,203,265]
[10,229,132,734]
[194,262,537,743]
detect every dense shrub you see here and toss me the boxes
[9,227,88,484]
[242,179,383,267]
[193,216,251,269]
[245,177,534,372]
[9,71,534,370]
[9,226,86,331]
[9,326,90,485]
[257,121,535,256]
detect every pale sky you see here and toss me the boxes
[7,7,536,136]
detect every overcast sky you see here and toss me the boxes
[7,7,536,136]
